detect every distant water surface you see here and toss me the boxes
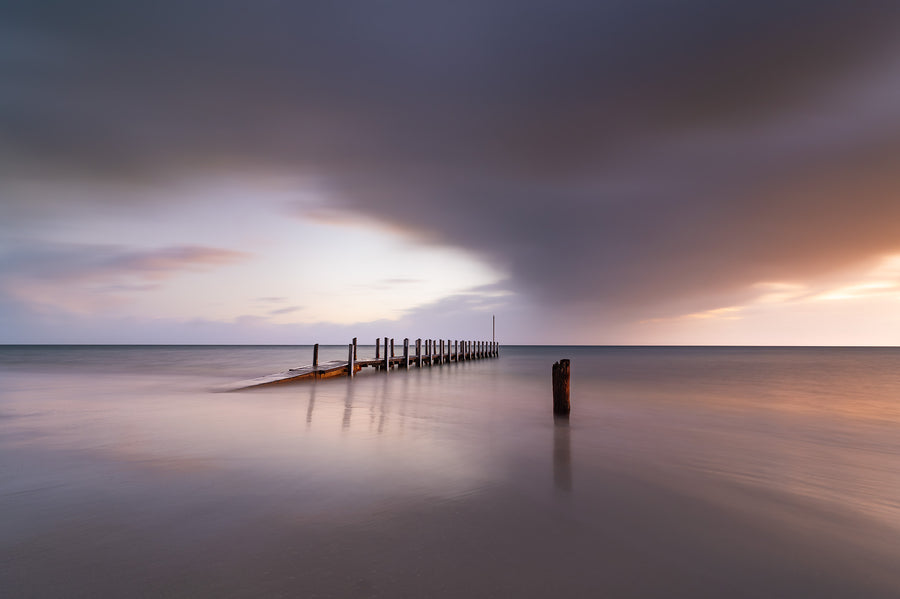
[2,345,900,597]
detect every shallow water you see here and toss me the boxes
[2,346,900,597]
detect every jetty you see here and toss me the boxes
[224,338,500,391]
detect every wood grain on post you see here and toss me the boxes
[552,359,571,415]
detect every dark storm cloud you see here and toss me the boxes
[3,1,900,315]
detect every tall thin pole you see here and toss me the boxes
[493,315,495,343]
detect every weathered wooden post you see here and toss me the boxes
[403,338,410,369]
[454,340,458,361]
[313,343,319,368]
[375,338,381,361]
[416,338,422,367]
[353,337,358,361]
[390,338,395,359]
[439,340,444,364]
[383,336,390,372]
[426,339,431,364]
[348,343,355,378]
[552,359,570,415]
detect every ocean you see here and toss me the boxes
[2,345,900,597]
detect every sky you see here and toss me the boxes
[2,1,900,345]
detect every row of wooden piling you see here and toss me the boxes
[227,337,499,390]
[313,338,500,377]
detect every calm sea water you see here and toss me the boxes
[2,345,900,597]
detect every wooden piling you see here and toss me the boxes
[230,334,500,391]
[552,359,570,415]
[348,343,355,378]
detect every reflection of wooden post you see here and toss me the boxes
[313,343,319,367]
[552,359,570,415]
[348,343,355,378]
[403,338,410,369]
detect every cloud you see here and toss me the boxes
[3,1,900,325]
[0,242,250,313]
[269,306,303,316]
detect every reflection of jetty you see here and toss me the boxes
[226,338,500,391]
